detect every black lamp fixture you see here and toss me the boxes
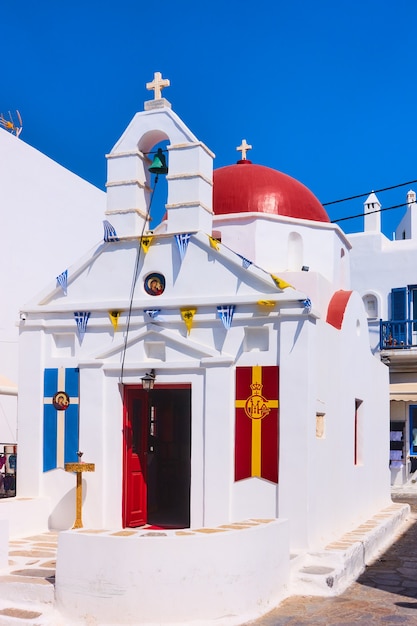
[141,369,156,391]
[301,265,310,272]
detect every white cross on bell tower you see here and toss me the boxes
[145,71,171,110]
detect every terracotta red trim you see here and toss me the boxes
[326,290,353,329]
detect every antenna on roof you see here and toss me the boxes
[0,110,23,137]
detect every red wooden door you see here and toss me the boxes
[123,389,148,527]
[123,386,191,528]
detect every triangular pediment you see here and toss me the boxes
[85,323,233,367]
[24,231,307,314]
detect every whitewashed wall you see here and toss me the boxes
[0,128,105,441]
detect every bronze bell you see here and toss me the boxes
[149,148,168,175]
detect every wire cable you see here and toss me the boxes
[323,179,417,206]
[331,201,409,224]
[119,175,160,384]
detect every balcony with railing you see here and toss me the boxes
[380,320,417,349]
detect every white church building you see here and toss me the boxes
[0,76,408,624]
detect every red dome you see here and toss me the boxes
[213,161,329,223]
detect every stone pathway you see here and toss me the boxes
[0,532,59,625]
[247,494,417,625]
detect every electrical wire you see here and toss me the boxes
[119,175,160,384]
[323,179,417,206]
[331,201,410,224]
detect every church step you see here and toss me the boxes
[290,502,411,597]
[0,574,54,606]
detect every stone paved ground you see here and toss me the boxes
[247,494,417,626]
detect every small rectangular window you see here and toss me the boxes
[316,413,325,439]
[354,399,363,466]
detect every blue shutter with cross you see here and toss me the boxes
[43,368,79,472]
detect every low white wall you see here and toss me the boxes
[55,519,289,625]
[0,497,50,538]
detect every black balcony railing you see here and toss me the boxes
[380,320,417,349]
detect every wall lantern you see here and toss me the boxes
[301,266,310,272]
[141,369,156,391]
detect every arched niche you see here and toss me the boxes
[362,293,379,319]
[287,231,303,271]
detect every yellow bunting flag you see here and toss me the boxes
[109,311,121,331]
[257,300,276,307]
[141,235,154,253]
[181,308,197,335]
[208,236,220,251]
[271,274,294,290]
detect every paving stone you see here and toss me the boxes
[397,566,417,576]
[0,574,50,585]
[9,550,55,558]
[400,580,417,588]
[0,607,42,618]
[10,568,53,578]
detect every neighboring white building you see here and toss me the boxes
[349,190,417,486]
[0,78,405,624]
[0,128,106,445]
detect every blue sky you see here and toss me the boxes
[2,0,417,237]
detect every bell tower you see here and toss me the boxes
[105,72,214,238]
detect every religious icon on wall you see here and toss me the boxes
[52,391,70,410]
[144,273,165,296]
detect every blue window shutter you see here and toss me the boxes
[391,288,407,321]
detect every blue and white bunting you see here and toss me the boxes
[103,220,119,242]
[301,298,312,313]
[175,233,192,261]
[56,270,68,295]
[144,309,161,319]
[237,254,252,269]
[217,305,235,330]
[74,312,90,339]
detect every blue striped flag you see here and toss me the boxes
[103,220,119,242]
[43,368,79,471]
[175,233,192,261]
[301,298,312,313]
[74,312,90,339]
[217,305,235,330]
[237,254,252,269]
[144,309,161,319]
[56,270,68,295]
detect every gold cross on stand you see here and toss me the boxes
[146,72,170,100]
[236,139,252,160]
[65,451,95,529]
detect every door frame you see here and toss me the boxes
[122,383,191,528]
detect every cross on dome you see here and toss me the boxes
[146,72,170,100]
[236,139,252,160]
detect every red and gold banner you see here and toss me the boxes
[235,365,279,483]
